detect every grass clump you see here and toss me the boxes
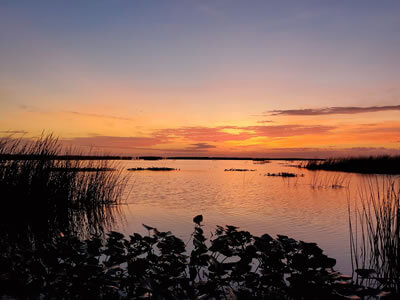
[304,156,400,174]
[127,167,178,171]
[0,134,129,240]
[224,168,256,172]
[266,172,301,177]
[348,176,400,295]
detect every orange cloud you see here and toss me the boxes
[267,105,400,116]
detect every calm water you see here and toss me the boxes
[111,159,370,275]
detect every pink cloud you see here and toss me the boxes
[155,124,334,142]
[245,125,335,137]
[157,127,254,142]
[63,136,166,149]
[267,105,400,116]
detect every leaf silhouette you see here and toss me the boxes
[193,215,203,225]
[142,224,154,231]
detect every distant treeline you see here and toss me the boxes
[0,154,324,161]
[304,155,400,174]
[167,156,322,161]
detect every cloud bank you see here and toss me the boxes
[267,105,400,116]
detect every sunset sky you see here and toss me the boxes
[1,1,399,157]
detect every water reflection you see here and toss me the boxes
[0,197,122,248]
[1,158,392,277]
[112,160,360,274]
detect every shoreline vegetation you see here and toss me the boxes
[1,215,395,299]
[0,134,129,241]
[0,153,321,161]
[303,156,400,175]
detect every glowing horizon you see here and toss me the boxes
[1,1,399,158]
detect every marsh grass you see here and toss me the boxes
[304,156,400,174]
[348,175,400,293]
[309,171,350,189]
[0,134,129,240]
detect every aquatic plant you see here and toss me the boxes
[127,167,178,171]
[308,171,350,189]
[304,156,400,175]
[266,172,301,177]
[1,215,390,299]
[224,168,256,172]
[348,176,400,295]
[0,134,129,240]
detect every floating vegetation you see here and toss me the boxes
[303,156,400,174]
[127,167,178,171]
[224,168,256,172]
[1,215,392,299]
[309,171,350,189]
[253,159,270,164]
[266,172,302,177]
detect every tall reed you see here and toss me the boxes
[0,134,129,241]
[348,175,400,292]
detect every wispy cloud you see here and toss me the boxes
[63,111,134,121]
[157,127,254,142]
[256,120,274,124]
[157,124,335,142]
[0,130,28,134]
[188,142,217,150]
[266,105,400,116]
[246,125,335,137]
[64,136,166,149]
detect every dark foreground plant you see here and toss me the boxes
[349,176,400,295]
[1,216,394,299]
[0,134,129,241]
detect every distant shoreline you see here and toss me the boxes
[0,154,323,161]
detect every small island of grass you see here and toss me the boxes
[127,167,178,171]
[303,155,400,174]
[266,172,301,177]
[224,168,256,172]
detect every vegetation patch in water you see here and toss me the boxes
[253,159,270,164]
[266,172,301,177]
[303,156,400,174]
[127,167,178,171]
[224,168,256,172]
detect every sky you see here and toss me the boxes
[0,0,400,157]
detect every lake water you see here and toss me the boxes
[106,159,377,275]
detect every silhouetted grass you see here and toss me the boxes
[266,172,300,177]
[224,168,256,171]
[308,171,350,189]
[304,156,400,174]
[0,134,129,241]
[348,176,400,294]
[127,167,178,171]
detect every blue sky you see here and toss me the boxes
[1,1,399,156]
